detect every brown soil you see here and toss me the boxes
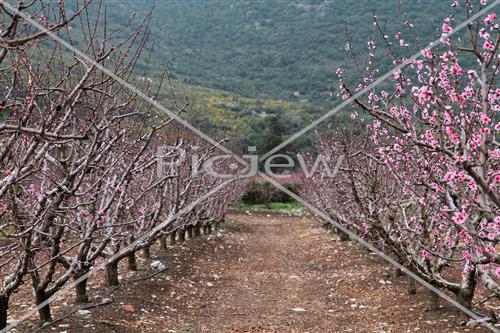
[11,213,494,332]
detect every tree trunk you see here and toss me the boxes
[178,229,186,242]
[105,261,119,286]
[0,294,8,330]
[35,290,52,323]
[194,225,201,238]
[127,252,138,271]
[169,231,176,245]
[393,268,403,278]
[143,246,151,259]
[428,290,440,311]
[160,235,168,251]
[203,225,211,235]
[407,276,416,295]
[187,226,193,239]
[457,269,477,308]
[457,288,475,308]
[75,275,89,303]
[337,228,350,241]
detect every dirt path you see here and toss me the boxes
[30,213,488,333]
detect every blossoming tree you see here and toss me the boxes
[303,0,499,311]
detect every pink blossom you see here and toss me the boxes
[442,23,452,33]
[490,149,500,159]
[452,209,469,225]
[485,246,496,255]
[413,85,433,104]
[481,127,491,135]
[483,40,495,51]
[461,250,473,261]
[479,112,491,124]
[494,266,500,278]
[420,48,433,59]
[479,28,491,39]
[484,13,497,25]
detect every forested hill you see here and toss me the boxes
[104,0,453,103]
[66,0,464,151]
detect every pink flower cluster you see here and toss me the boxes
[452,209,469,225]
[442,23,453,33]
[484,13,496,25]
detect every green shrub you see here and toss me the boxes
[240,181,300,204]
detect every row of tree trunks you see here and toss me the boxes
[169,222,220,243]
[101,221,223,288]
[323,223,452,309]
[23,222,227,323]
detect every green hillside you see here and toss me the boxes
[104,0,454,101]
[66,0,464,151]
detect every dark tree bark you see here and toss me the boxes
[143,246,151,259]
[203,225,211,235]
[457,287,475,308]
[160,235,168,251]
[428,290,440,311]
[194,225,201,238]
[178,229,186,242]
[35,290,52,323]
[127,252,138,271]
[105,261,120,286]
[407,276,417,295]
[0,295,8,330]
[336,228,350,241]
[169,230,176,245]
[393,268,403,278]
[456,270,477,308]
[75,275,89,303]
